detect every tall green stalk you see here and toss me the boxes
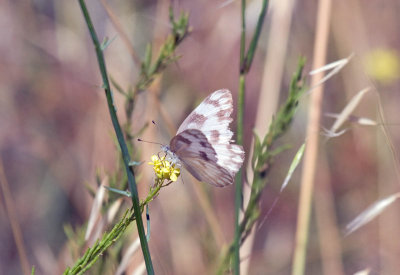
[78,1,154,274]
[233,0,247,271]
[218,57,305,275]
[233,1,270,274]
[234,74,245,274]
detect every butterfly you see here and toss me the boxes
[161,89,245,187]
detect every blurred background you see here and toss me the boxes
[1,0,400,274]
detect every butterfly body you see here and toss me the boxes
[163,89,245,187]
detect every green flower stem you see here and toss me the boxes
[234,75,245,275]
[64,183,164,274]
[78,1,153,274]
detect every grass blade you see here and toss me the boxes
[329,87,370,134]
[281,143,306,192]
[85,180,107,240]
[345,193,400,236]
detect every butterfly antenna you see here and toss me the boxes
[137,138,163,146]
[137,120,168,147]
[151,120,164,137]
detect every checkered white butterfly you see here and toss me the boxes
[161,89,245,187]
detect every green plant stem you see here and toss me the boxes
[234,75,245,275]
[233,0,269,272]
[78,1,154,274]
[64,184,164,275]
[218,58,305,275]
[234,0,247,271]
[242,0,269,73]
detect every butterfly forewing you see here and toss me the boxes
[177,89,234,145]
[169,89,245,187]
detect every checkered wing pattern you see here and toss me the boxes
[169,89,245,187]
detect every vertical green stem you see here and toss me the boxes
[234,0,269,272]
[78,1,154,274]
[234,75,245,275]
[234,0,247,271]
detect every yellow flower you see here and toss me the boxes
[169,166,180,182]
[365,49,400,84]
[148,155,180,183]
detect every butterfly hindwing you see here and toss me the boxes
[170,129,234,187]
[182,157,233,187]
[212,144,244,174]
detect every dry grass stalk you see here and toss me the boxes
[292,0,333,274]
[0,157,30,275]
[85,178,107,241]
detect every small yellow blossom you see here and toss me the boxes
[148,155,180,183]
[365,49,400,84]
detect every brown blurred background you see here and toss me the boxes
[1,0,400,274]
